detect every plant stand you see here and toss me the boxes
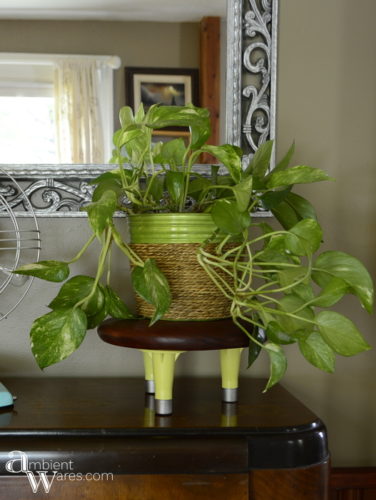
[97,318,249,415]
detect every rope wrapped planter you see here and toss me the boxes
[128,213,235,321]
[131,242,232,320]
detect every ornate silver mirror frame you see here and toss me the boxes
[0,0,279,217]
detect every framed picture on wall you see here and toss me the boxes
[125,67,199,137]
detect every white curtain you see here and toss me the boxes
[54,58,105,164]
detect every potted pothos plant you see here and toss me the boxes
[15,103,374,391]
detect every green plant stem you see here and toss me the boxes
[247,229,291,246]
[199,248,254,291]
[106,244,112,286]
[182,133,192,168]
[199,254,234,278]
[252,260,302,269]
[67,234,96,264]
[261,258,312,295]
[117,159,130,191]
[195,183,236,207]
[143,171,160,205]
[215,234,232,254]
[138,140,152,173]
[231,314,265,349]
[236,300,317,328]
[236,310,266,336]
[147,131,155,176]
[179,149,202,211]
[110,223,144,266]
[234,241,253,292]
[74,227,112,310]
[197,252,234,299]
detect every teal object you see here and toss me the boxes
[129,213,220,244]
[0,382,13,407]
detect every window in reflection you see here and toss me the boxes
[0,53,121,164]
[0,61,57,163]
[0,95,57,164]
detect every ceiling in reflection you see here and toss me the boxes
[0,0,227,22]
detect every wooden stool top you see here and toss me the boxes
[97,318,249,351]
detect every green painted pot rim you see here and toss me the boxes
[129,212,220,244]
[129,213,214,219]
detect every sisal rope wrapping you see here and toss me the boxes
[131,243,232,320]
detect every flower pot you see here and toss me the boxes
[129,213,232,320]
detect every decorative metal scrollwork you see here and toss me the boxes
[242,0,278,161]
[0,166,105,217]
[227,0,278,163]
[0,164,216,217]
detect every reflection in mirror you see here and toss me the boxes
[0,53,120,164]
[0,1,224,166]
[0,0,279,216]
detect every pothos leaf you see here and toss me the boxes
[271,141,295,173]
[82,190,118,237]
[131,259,171,324]
[313,251,374,313]
[316,311,371,356]
[105,285,135,319]
[263,343,287,392]
[146,175,164,203]
[158,138,186,167]
[266,321,295,345]
[311,277,348,307]
[119,106,134,128]
[13,260,70,283]
[285,218,323,256]
[145,104,211,149]
[246,140,274,181]
[267,165,333,188]
[30,308,87,369]
[277,295,315,335]
[299,332,336,373]
[48,275,104,317]
[271,200,301,230]
[284,192,317,221]
[165,171,185,205]
[201,144,242,183]
[247,327,266,367]
[232,175,253,212]
[211,199,251,235]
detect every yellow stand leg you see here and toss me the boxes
[149,350,184,415]
[220,348,244,403]
[142,350,155,394]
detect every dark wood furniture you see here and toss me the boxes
[98,318,249,351]
[0,377,329,499]
[330,467,376,499]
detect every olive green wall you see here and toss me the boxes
[1,1,376,467]
[0,19,200,113]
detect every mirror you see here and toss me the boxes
[0,0,278,216]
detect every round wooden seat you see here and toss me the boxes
[98,318,249,351]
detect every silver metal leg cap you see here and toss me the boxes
[155,399,173,415]
[145,380,155,394]
[222,388,238,403]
